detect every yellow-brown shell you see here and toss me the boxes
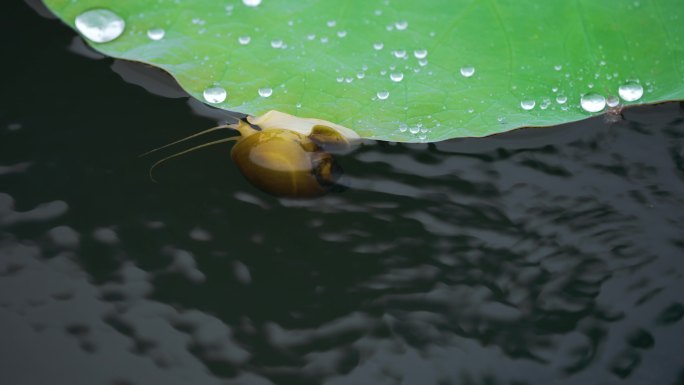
[227,111,358,198]
[230,129,342,198]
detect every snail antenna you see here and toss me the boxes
[148,137,239,182]
[140,124,238,157]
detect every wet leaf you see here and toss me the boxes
[43,0,684,142]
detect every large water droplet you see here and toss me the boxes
[377,90,389,100]
[146,28,165,41]
[75,9,125,43]
[258,87,273,98]
[238,35,251,45]
[390,72,404,82]
[520,100,536,110]
[243,0,262,7]
[460,66,475,77]
[203,86,227,103]
[580,93,606,112]
[618,82,644,102]
[271,39,283,48]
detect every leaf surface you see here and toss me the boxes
[44,0,684,142]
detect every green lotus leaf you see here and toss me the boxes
[43,0,684,142]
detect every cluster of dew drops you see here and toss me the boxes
[518,63,645,117]
[74,2,648,142]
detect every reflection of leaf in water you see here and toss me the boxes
[44,0,684,142]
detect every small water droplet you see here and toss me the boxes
[356,72,365,79]
[390,72,404,82]
[336,76,344,83]
[618,82,644,102]
[540,99,551,110]
[146,28,165,41]
[554,64,562,71]
[520,100,536,110]
[409,126,420,134]
[460,66,475,77]
[271,39,283,48]
[337,30,347,38]
[373,42,384,50]
[580,93,606,112]
[556,95,568,104]
[75,9,125,43]
[306,33,316,41]
[203,86,227,103]
[258,87,273,98]
[606,95,620,107]
[418,59,428,67]
[551,87,558,93]
[395,21,408,30]
[399,123,408,133]
[377,90,389,100]
[414,49,428,59]
[238,35,251,45]
[243,0,262,7]
[393,50,407,59]
[320,37,329,43]
[327,20,336,27]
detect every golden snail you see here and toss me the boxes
[144,111,359,198]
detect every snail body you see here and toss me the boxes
[145,110,358,198]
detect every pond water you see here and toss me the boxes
[2,2,684,385]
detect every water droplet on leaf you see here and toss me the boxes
[414,49,428,59]
[258,87,273,97]
[618,82,644,102]
[390,72,404,82]
[606,95,620,107]
[203,86,227,103]
[146,28,165,41]
[520,100,536,110]
[580,93,606,112]
[75,9,125,43]
[460,66,475,77]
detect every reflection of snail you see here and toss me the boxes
[143,111,360,198]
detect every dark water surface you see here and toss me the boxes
[2,2,684,384]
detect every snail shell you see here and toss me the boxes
[230,111,358,198]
